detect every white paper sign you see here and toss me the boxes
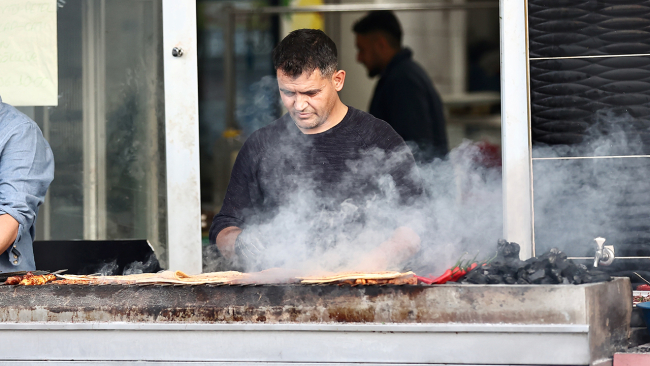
[0,0,58,106]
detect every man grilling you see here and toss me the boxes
[353,11,448,162]
[209,29,422,272]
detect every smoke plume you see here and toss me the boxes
[209,79,650,276]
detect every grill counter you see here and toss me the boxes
[0,277,632,365]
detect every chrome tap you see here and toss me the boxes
[593,237,614,268]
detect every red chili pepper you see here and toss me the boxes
[415,275,434,285]
[430,254,468,284]
[431,269,453,284]
[469,262,478,271]
[451,268,466,281]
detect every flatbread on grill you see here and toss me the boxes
[123,271,246,285]
[57,272,174,284]
[297,271,415,284]
[52,270,414,285]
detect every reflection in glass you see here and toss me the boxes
[31,0,168,267]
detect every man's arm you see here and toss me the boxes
[0,120,54,256]
[0,214,18,254]
[209,135,260,260]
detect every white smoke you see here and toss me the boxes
[532,110,650,260]
[212,80,650,277]
[219,121,504,275]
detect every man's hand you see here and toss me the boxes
[216,226,242,260]
[0,214,19,255]
[216,226,267,270]
[234,231,266,263]
[356,226,421,271]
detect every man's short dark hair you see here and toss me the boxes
[272,29,338,78]
[352,10,402,49]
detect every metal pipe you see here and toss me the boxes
[230,2,499,14]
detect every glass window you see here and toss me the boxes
[22,0,168,267]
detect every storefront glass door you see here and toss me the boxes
[14,0,201,271]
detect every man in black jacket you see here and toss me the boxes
[353,11,448,162]
[210,29,422,272]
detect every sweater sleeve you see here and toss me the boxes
[209,135,260,244]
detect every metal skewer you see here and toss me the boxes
[634,272,650,286]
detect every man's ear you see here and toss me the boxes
[376,33,393,53]
[332,69,346,92]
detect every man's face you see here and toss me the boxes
[277,68,342,132]
[355,33,383,78]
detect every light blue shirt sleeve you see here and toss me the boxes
[0,96,54,271]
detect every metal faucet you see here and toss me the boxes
[593,237,614,268]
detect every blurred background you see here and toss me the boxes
[11,0,500,268]
[196,0,501,244]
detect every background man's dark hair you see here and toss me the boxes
[272,29,338,78]
[352,10,403,49]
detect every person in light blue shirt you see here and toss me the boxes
[0,96,54,272]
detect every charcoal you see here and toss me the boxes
[531,259,548,271]
[497,240,520,259]
[459,240,612,287]
[490,259,506,271]
[549,268,562,283]
[517,268,527,278]
[591,273,611,283]
[506,258,526,268]
[561,265,581,279]
[537,252,552,262]
[529,269,545,282]
[500,262,519,276]
[540,277,557,285]
[588,269,607,276]
[582,270,611,283]
[486,275,504,284]
[463,270,487,284]
[556,260,571,272]
[524,257,536,266]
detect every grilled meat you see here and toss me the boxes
[18,274,56,286]
[5,272,33,285]
[5,276,22,285]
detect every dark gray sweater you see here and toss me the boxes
[209,106,422,244]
